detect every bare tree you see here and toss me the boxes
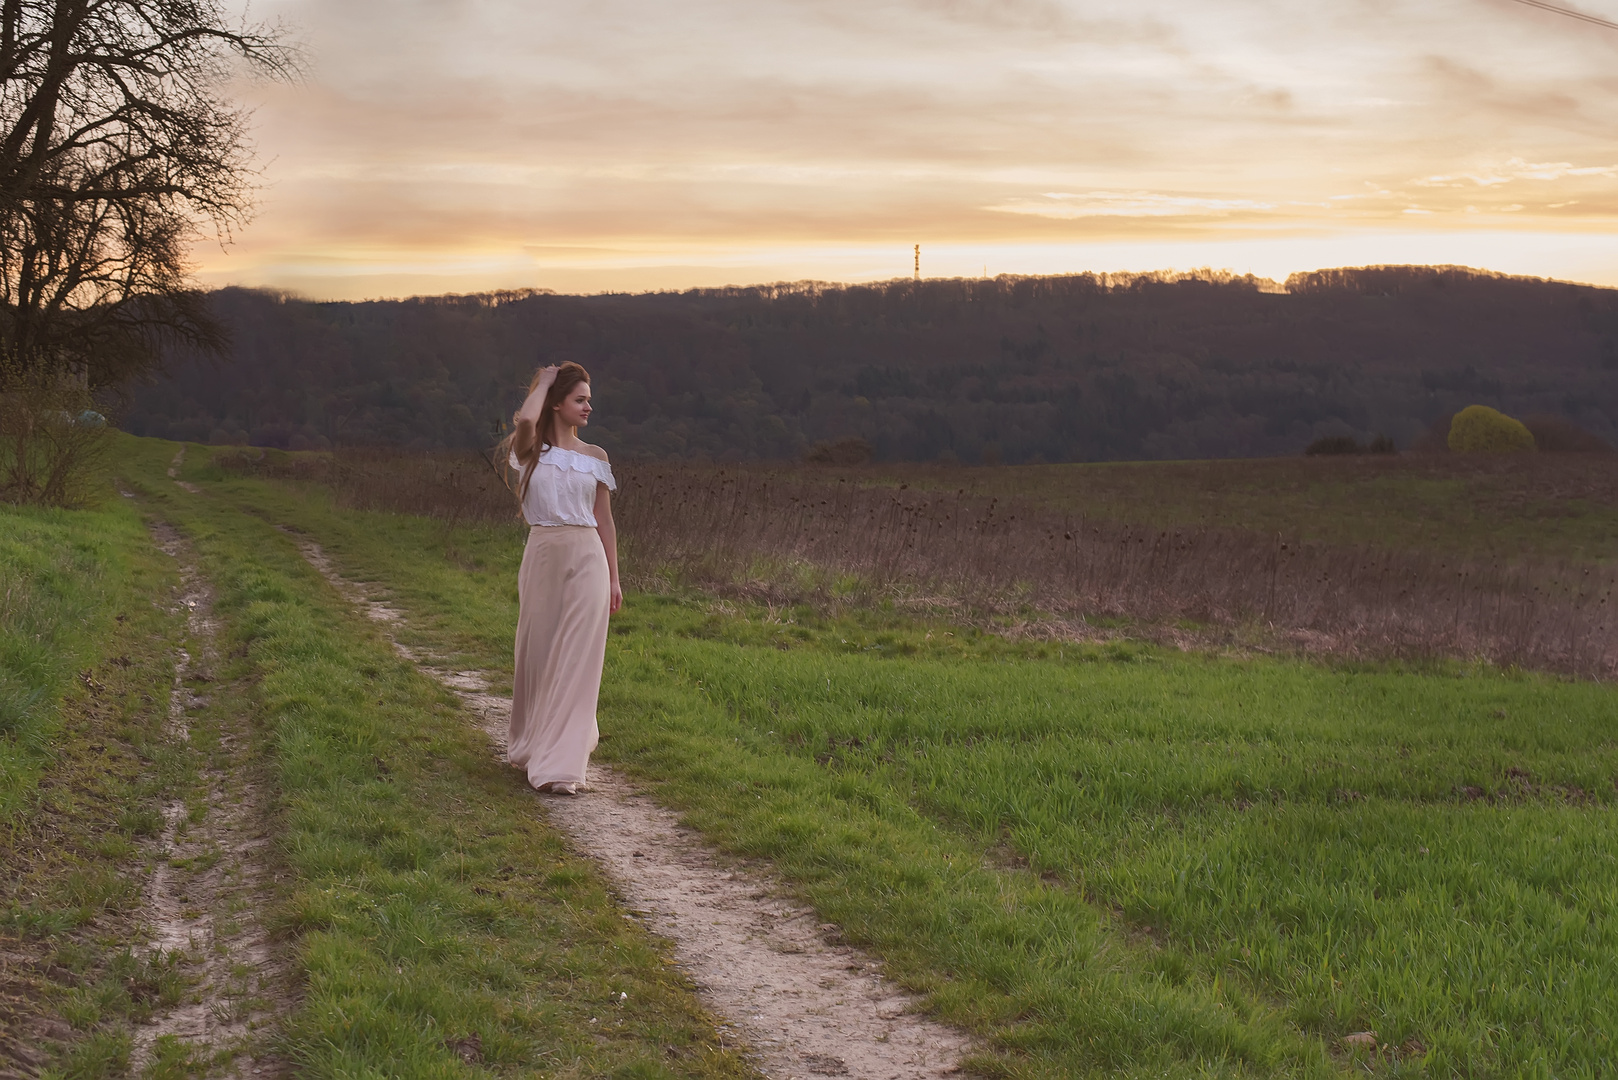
[0,0,294,500]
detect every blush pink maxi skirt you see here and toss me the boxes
[509,524,610,789]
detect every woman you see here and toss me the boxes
[500,361,621,795]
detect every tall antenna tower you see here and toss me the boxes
[913,244,920,281]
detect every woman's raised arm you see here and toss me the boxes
[512,364,560,459]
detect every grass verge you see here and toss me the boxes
[1,498,140,822]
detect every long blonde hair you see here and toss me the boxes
[498,361,592,501]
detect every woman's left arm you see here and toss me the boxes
[594,484,622,614]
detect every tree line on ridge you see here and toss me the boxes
[122,265,1618,464]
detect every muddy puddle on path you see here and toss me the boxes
[287,532,972,1080]
[137,520,290,1076]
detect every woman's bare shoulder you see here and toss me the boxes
[572,442,609,463]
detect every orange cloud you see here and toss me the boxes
[200,0,1618,298]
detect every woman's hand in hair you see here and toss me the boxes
[513,366,562,457]
[518,366,560,419]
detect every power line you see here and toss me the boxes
[1505,0,1618,32]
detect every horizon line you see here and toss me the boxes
[204,261,1608,306]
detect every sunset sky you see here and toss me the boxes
[204,0,1618,299]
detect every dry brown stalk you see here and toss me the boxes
[217,449,1618,679]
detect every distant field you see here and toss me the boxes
[848,452,1618,564]
[211,444,1618,563]
[211,445,1618,678]
[196,442,1618,1079]
[617,456,1618,677]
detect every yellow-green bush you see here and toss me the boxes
[1448,405,1536,453]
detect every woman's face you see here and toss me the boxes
[554,382,592,430]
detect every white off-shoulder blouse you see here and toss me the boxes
[509,445,617,527]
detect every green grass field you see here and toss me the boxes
[177,439,1618,1079]
[6,435,1617,1078]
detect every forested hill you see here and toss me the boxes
[123,266,1618,463]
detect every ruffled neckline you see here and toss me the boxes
[539,444,602,465]
[525,444,616,489]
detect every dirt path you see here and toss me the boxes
[287,533,972,1080]
[167,446,202,494]
[134,520,289,1075]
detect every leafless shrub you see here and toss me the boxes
[0,386,109,505]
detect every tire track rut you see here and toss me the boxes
[129,465,290,1074]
